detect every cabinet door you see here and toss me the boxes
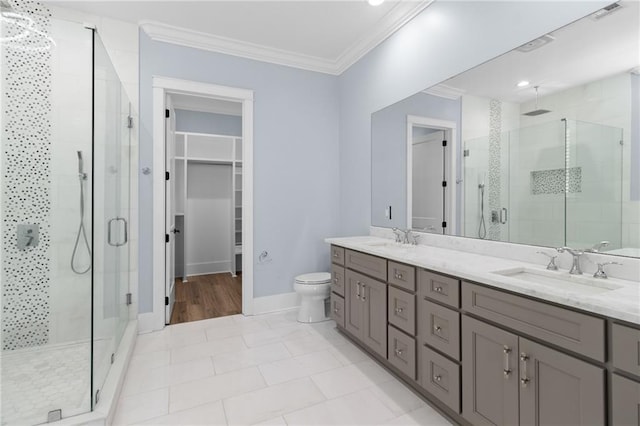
[345,270,364,339]
[362,277,387,358]
[612,374,640,426]
[519,338,605,426]
[462,316,519,426]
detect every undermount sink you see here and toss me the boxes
[491,267,623,295]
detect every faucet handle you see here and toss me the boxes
[537,251,559,271]
[411,233,420,246]
[593,261,622,279]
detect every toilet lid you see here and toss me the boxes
[295,272,331,284]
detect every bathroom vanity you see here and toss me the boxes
[328,237,640,426]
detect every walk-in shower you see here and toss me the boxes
[1,2,134,424]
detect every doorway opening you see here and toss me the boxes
[152,78,254,330]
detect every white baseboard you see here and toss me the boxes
[138,311,163,334]
[187,260,230,276]
[253,292,300,315]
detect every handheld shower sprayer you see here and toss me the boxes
[71,150,91,274]
[478,173,487,239]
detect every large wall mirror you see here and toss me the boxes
[371,1,639,258]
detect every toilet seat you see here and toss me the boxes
[295,272,331,285]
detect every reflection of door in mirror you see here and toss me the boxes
[411,128,445,233]
[407,115,456,235]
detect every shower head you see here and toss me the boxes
[522,86,551,116]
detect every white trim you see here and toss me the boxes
[152,77,255,332]
[253,292,300,315]
[422,84,466,100]
[406,116,458,235]
[140,1,433,76]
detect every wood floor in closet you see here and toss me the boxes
[170,273,242,325]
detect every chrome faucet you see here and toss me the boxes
[392,228,404,243]
[391,228,414,244]
[586,241,610,253]
[557,247,584,275]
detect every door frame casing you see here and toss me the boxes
[406,115,458,235]
[148,76,254,331]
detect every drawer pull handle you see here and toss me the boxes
[395,272,403,280]
[333,301,339,314]
[356,282,361,300]
[333,252,338,257]
[434,375,442,382]
[361,284,367,302]
[395,348,403,356]
[395,307,404,314]
[520,353,530,387]
[434,286,443,293]
[333,277,338,284]
[434,325,442,333]
[503,346,512,378]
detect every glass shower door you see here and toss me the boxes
[92,32,131,405]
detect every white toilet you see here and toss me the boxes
[294,272,332,323]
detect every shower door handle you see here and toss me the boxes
[500,208,508,224]
[108,217,128,247]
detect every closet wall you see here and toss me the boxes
[174,109,242,279]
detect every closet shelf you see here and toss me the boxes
[187,157,234,165]
[175,212,185,216]
[235,245,242,255]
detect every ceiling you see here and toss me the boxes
[440,0,640,103]
[50,0,431,74]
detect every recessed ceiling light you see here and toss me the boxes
[368,0,384,6]
[517,81,530,87]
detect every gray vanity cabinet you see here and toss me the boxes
[462,315,519,426]
[345,269,387,358]
[519,338,605,426]
[612,374,640,426]
[462,316,605,426]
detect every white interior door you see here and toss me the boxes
[165,95,176,323]
[412,129,445,233]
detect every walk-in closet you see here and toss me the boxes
[168,98,244,324]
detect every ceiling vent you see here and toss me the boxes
[590,3,623,20]
[516,34,555,53]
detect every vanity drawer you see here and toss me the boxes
[418,269,460,309]
[331,245,345,266]
[331,264,345,297]
[330,293,345,328]
[612,323,640,377]
[345,249,387,281]
[388,286,416,336]
[419,345,461,414]
[462,282,605,361]
[419,298,460,361]
[388,325,416,380]
[388,261,416,292]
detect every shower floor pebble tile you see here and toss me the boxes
[114,311,452,425]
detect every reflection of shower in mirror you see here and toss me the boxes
[478,172,487,239]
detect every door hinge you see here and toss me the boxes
[165,171,170,180]
[127,116,133,129]
[165,109,170,118]
[463,149,470,157]
[165,234,169,243]
[165,296,169,306]
[442,181,447,187]
[442,221,447,228]
[126,293,132,305]
[442,140,447,147]
[111,353,115,364]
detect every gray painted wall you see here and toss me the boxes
[337,1,608,236]
[175,109,242,137]
[139,32,340,312]
[371,92,461,228]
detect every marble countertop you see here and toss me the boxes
[326,236,640,326]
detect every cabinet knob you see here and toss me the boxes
[434,375,442,382]
[333,252,338,257]
[520,377,530,386]
[395,348,403,356]
[333,278,338,284]
[434,325,442,333]
[333,308,339,313]
[435,286,443,293]
[395,273,403,280]
[394,307,404,314]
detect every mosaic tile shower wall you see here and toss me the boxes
[1,0,53,350]
[487,99,502,241]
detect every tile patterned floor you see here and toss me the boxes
[114,311,452,425]
[1,339,111,426]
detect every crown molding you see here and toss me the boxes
[140,0,434,76]
[423,84,466,100]
[334,0,434,74]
